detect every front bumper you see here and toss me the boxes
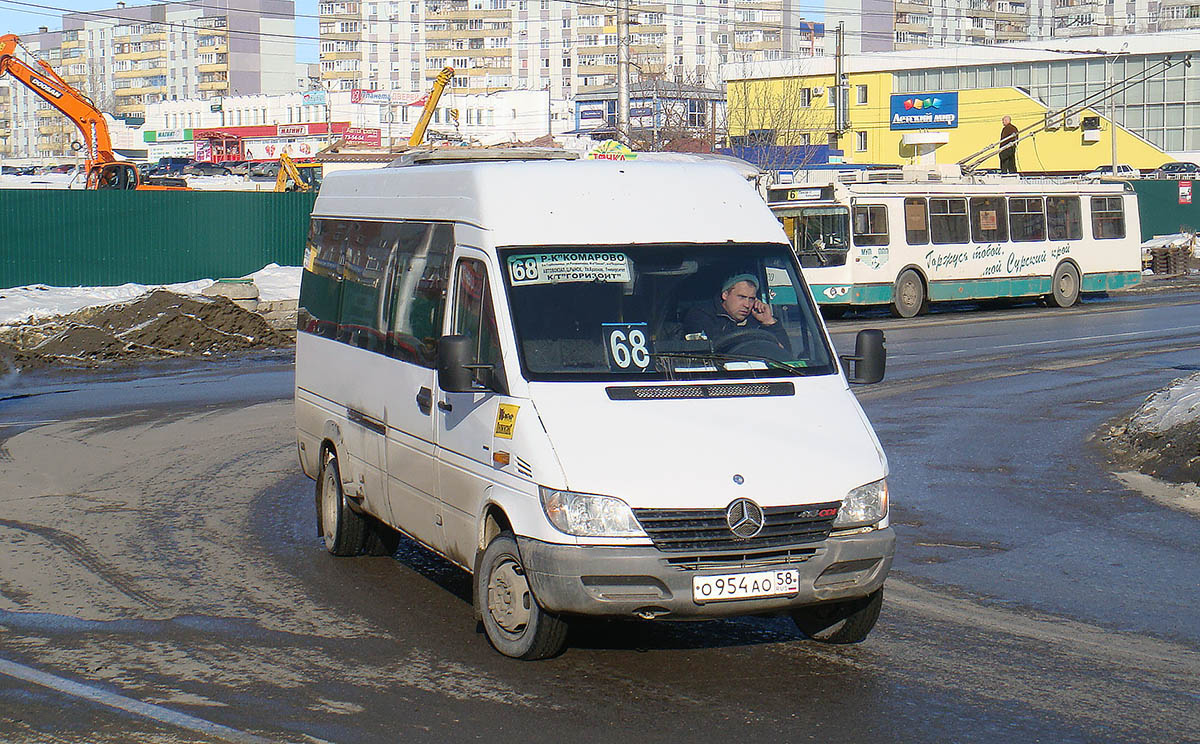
[517,528,895,619]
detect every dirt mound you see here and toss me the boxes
[0,290,292,372]
[1100,374,1200,485]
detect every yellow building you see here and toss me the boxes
[726,32,1199,173]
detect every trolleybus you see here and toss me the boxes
[767,174,1142,317]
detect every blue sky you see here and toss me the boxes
[0,0,319,63]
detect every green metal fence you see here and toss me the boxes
[1129,179,1200,242]
[0,189,317,288]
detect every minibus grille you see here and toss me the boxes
[632,502,840,553]
[607,382,794,400]
[663,547,821,571]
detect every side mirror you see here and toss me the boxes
[840,329,886,384]
[437,335,475,392]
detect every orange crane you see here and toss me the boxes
[0,33,181,190]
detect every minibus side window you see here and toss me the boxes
[904,198,929,245]
[970,196,1008,243]
[852,204,889,246]
[337,221,393,353]
[452,258,505,391]
[298,218,346,338]
[1090,196,1126,239]
[385,222,452,367]
[1009,197,1046,242]
[1047,196,1082,240]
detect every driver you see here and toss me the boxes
[682,273,789,350]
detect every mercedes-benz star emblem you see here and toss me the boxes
[726,498,765,539]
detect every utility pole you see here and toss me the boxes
[840,20,849,135]
[617,0,630,145]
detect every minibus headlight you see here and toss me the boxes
[833,478,888,529]
[539,487,645,537]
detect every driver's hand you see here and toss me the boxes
[751,299,776,326]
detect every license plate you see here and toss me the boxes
[692,569,800,603]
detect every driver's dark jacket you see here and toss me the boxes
[682,300,789,348]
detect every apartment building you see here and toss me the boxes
[832,0,1200,54]
[317,0,823,96]
[0,0,296,160]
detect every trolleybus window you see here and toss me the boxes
[852,205,889,246]
[1009,197,1046,242]
[904,198,929,245]
[1091,196,1126,239]
[1047,196,1082,240]
[970,196,1008,243]
[782,207,850,268]
[930,198,969,244]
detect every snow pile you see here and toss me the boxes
[0,264,300,325]
[1105,372,1200,485]
[1129,372,1200,434]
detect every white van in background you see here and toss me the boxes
[294,150,894,659]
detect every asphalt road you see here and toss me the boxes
[1,290,1198,744]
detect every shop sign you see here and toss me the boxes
[889,92,959,130]
[302,90,327,106]
[343,127,382,146]
[579,108,605,120]
[587,141,638,161]
[630,107,654,118]
[156,129,184,142]
[277,125,308,137]
[244,138,323,160]
[351,88,392,105]
[1180,180,1192,205]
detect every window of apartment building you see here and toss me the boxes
[688,99,707,128]
[856,130,867,152]
[541,0,549,8]
[856,84,867,105]
[800,87,812,107]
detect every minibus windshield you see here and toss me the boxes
[499,243,837,382]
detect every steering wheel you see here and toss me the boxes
[714,327,791,360]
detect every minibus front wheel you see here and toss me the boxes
[317,449,368,556]
[791,588,883,644]
[477,533,568,660]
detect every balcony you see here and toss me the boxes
[114,67,167,79]
[321,50,363,60]
[115,85,166,97]
[1159,14,1200,29]
[199,80,229,91]
[197,62,229,73]
[115,102,145,114]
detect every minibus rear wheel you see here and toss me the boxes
[791,588,883,644]
[317,449,367,556]
[477,533,568,660]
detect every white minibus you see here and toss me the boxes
[295,151,894,659]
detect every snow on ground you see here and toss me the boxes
[1128,372,1200,434]
[0,264,301,326]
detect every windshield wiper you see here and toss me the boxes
[650,351,810,377]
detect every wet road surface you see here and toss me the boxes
[1,293,1198,743]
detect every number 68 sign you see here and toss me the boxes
[602,322,651,372]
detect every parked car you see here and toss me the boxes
[249,161,281,180]
[224,160,250,176]
[184,161,233,176]
[1084,164,1138,179]
[1151,161,1200,179]
[47,163,75,174]
[149,157,195,175]
[0,165,24,175]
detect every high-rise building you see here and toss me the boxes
[317,0,823,96]
[0,0,297,160]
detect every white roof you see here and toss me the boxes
[313,160,786,247]
[724,30,1200,81]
